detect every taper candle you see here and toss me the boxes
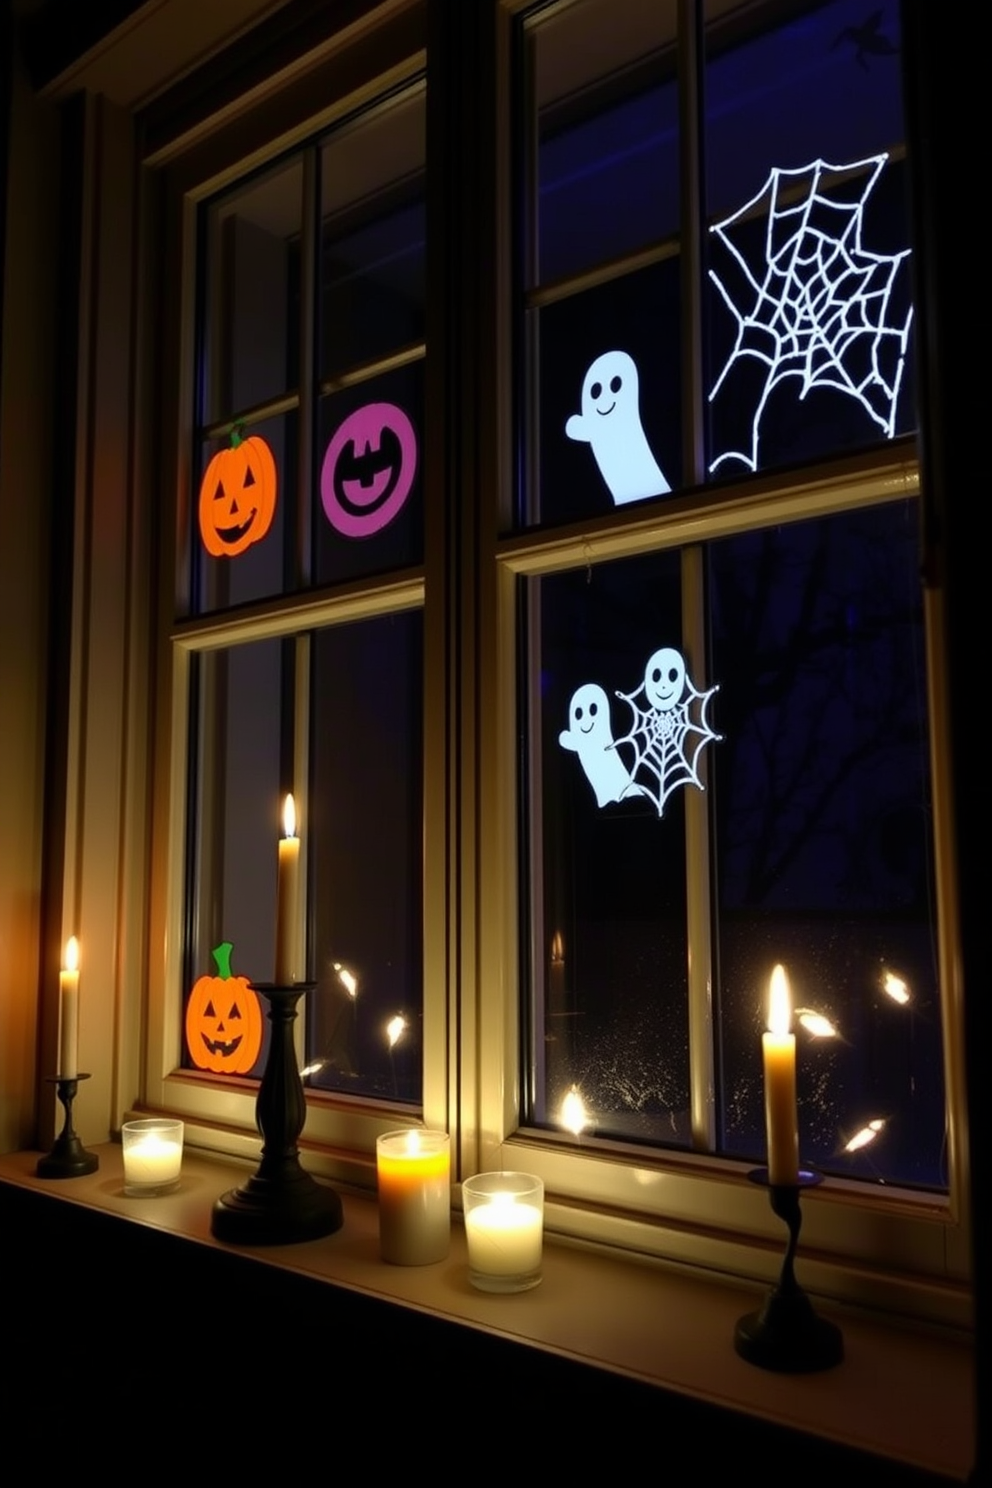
[59,936,80,1079]
[762,963,799,1185]
[275,793,300,984]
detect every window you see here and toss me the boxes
[148,70,436,1159]
[473,0,963,1310]
[138,0,966,1322]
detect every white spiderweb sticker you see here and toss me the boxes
[559,647,720,819]
[708,153,913,475]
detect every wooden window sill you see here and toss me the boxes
[0,1145,973,1480]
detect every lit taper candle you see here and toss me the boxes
[763,963,799,1185]
[275,794,300,984]
[59,936,80,1079]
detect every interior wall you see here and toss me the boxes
[0,38,58,1154]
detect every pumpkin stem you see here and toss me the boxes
[230,419,246,449]
[211,941,235,979]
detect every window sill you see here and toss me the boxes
[0,1145,973,1481]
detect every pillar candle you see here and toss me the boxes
[275,793,300,984]
[376,1129,450,1264]
[59,936,80,1079]
[763,963,799,1185]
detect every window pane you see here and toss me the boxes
[306,611,423,1105]
[525,553,692,1147]
[200,160,302,426]
[518,0,682,529]
[704,0,916,478]
[524,0,679,288]
[711,500,945,1189]
[320,89,425,378]
[183,637,287,1078]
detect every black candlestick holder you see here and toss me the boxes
[36,1074,100,1178]
[211,982,343,1245]
[734,1168,844,1372]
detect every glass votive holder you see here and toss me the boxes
[121,1119,184,1196]
[462,1171,544,1293]
[376,1129,451,1265]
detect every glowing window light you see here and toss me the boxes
[334,962,358,999]
[795,1008,839,1039]
[386,1014,407,1050]
[561,1086,589,1137]
[300,1060,325,1078]
[882,970,910,1005]
[844,1117,886,1154]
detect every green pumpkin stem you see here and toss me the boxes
[230,420,246,449]
[211,941,235,979]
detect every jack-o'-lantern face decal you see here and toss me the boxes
[185,941,263,1075]
[199,428,278,558]
[320,402,417,538]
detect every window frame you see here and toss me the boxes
[127,0,970,1329]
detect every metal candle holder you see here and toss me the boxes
[36,1074,100,1178]
[734,1169,844,1372]
[211,982,343,1244]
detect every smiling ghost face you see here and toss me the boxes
[644,648,686,711]
[581,350,639,422]
[568,682,612,740]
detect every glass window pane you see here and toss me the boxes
[320,89,425,378]
[710,500,945,1189]
[525,553,692,1147]
[704,0,916,478]
[525,0,679,288]
[200,159,303,426]
[306,611,423,1105]
[183,637,287,1078]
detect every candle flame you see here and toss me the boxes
[283,793,297,839]
[551,930,564,964]
[386,1013,407,1049]
[795,1007,838,1039]
[767,964,791,1037]
[404,1129,422,1155]
[561,1085,589,1136]
[64,936,80,973]
[882,970,910,1005]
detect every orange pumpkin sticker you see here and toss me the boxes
[198,425,277,558]
[185,941,263,1074]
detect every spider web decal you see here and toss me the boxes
[707,153,912,475]
[613,663,720,819]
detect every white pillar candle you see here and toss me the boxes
[376,1129,450,1265]
[275,793,300,984]
[763,964,799,1185]
[59,936,80,1079]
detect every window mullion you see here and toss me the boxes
[677,0,715,1150]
